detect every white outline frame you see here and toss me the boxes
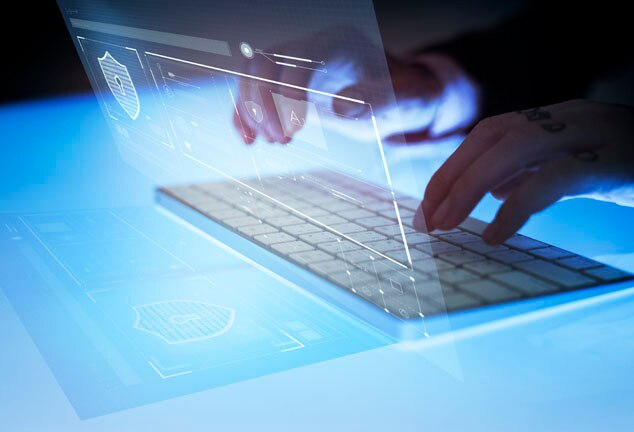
[76,37,175,150]
[145,52,413,269]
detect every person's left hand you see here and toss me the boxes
[414,99,634,243]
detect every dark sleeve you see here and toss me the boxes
[421,0,633,117]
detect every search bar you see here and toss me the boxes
[70,18,232,57]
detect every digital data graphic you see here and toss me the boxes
[98,51,140,120]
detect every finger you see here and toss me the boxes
[482,161,574,244]
[237,57,281,142]
[233,111,254,144]
[260,66,308,144]
[490,170,535,200]
[419,115,509,228]
[234,79,268,142]
[430,124,578,231]
[259,86,288,143]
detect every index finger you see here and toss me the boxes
[414,115,508,230]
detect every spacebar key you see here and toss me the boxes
[514,259,595,289]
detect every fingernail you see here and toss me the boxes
[431,200,450,229]
[419,201,434,232]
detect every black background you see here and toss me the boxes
[1,1,631,106]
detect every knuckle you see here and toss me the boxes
[474,116,497,133]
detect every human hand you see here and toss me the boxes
[414,99,634,243]
[232,28,470,145]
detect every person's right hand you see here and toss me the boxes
[415,99,634,244]
[231,27,476,145]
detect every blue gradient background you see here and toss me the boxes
[1,95,634,430]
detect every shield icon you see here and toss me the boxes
[98,51,140,120]
[133,300,235,344]
[244,100,264,123]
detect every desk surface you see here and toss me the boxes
[1,95,634,431]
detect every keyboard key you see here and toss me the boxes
[299,206,329,217]
[459,280,523,302]
[463,259,511,275]
[356,216,394,228]
[458,218,488,235]
[383,295,420,318]
[326,202,359,213]
[441,292,482,311]
[242,206,287,219]
[396,198,421,211]
[363,201,394,212]
[312,214,347,225]
[491,271,559,296]
[339,209,375,220]
[504,234,548,250]
[271,240,314,254]
[487,249,533,264]
[318,240,362,254]
[194,200,232,212]
[379,276,410,294]
[438,250,484,265]
[530,246,575,260]
[402,232,437,245]
[289,250,333,265]
[353,279,382,301]
[437,268,479,285]
[238,223,278,237]
[330,270,376,288]
[422,241,461,256]
[462,241,509,255]
[431,227,461,235]
[223,216,262,228]
[347,231,387,243]
[356,258,403,274]
[557,256,602,271]
[410,257,454,273]
[386,248,429,263]
[375,224,415,236]
[265,215,305,227]
[379,208,415,219]
[380,269,427,285]
[514,260,596,288]
[584,266,632,282]
[337,249,380,264]
[410,280,446,302]
[439,231,481,245]
[299,231,341,244]
[206,208,246,219]
[365,239,405,253]
[254,232,296,245]
[329,222,366,234]
[281,223,322,235]
[309,260,351,275]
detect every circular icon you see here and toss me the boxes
[239,42,254,59]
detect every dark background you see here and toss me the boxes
[1,1,632,106]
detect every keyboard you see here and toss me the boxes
[159,171,632,319]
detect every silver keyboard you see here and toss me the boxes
[160,171,632,319]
